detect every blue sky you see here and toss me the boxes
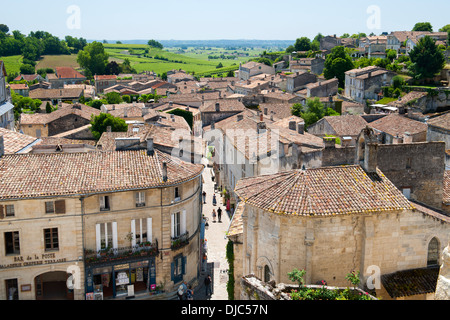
[2,0,449,41]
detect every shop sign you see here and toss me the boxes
[0,253,67,269]
[116,272,129,285]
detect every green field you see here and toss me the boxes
[35,54,80,70]
[104,44,261,77]
[0,55,23,75]
[2,43,263,78]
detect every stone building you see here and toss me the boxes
[344,66,394,103]
[46,67,86,89]
[94,75,117,94]
[0,144,204,300]
[238,62,275,81]
[321,127,445,209]
[369,114,428,144]
[0,61,14,131]
[285,71,317,93]
[19,103,101,138]
[228,141,449,300]
[305,78,339,98]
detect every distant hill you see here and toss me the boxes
[89,39,294,48]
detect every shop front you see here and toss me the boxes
[84,245,158,300]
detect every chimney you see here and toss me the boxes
[211,121,215,130]
[215,103,220,112]
[107,126,112,133]
[260,113,263,122]
[341,136,352,147]
[323,137,336,148]
[263,107,268,115]
[257,122,266,134]
[237,114,243,122]
[162,162,168,182]
[147,138,154,156]
[404,132,413,144]
[297,122,304,134]
[289,120,297,131]
[0,135,4,158]
[364,143,378,173]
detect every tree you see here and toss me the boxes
[105,61,120,75]
[45,101,52,114]
[120,58,136,74]
[294,37,311,52]
[148,39,163,49]
[408,35,445,81]
[77,41,109,77]
[90,113,128,140]
[105,92,123,104]
[323,46,354,87]
[285,45,295,53]
[291,98,339,129]
[386,49,397,62]
[20,64,35,75]
[412,22,433,32]
[439,24,450,33]
[0,24,9,34]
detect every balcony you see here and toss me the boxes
[170,232,189,250]
[84,240,159,266]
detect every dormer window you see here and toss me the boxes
[100,195,110,211]
[174,187,181,202]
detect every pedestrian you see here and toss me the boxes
[217,207,222,222]
[187,285,194,300]
[177,281,187,300]
[202,191,206,204]
[204,275,212,297]
[212,194,217,206]
[212,209,216,222]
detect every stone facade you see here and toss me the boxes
[344,66,394,103]
[286,72,317,93]
[231,195,449,301]
[306,79,339,98]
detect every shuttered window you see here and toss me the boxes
[44,228,59,251]
[45,200,65,214]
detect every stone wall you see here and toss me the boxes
[48,114,92,137]
[236,203,449,300]
[435,242,450,300]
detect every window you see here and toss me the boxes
[406,158,412,169]
[264,265,271,283]
[174,187,181,202]
[172,212,181,238]
[5,231,20,255]
[5,279,18,300]
[427,237,440,267]
[44,228,59,251]
[402,187,411,200]
[96,222,118,253]
[45,200,66,214]
[135,192,146,207]
[5,205,14,217]
[131,218,152,246]
[45,202,55,214]
[171,255,186,283]
[100,195,110,211]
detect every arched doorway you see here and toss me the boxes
[35,271,74,300]
[427,237,440,267]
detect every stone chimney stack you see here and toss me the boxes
[147,138,154,156]
[289,121,297,131]
[0,135,4,158]
[162,162,168,182]
[297,122,304,134]
[215,102,220,112]
[263,107,268,115]
[237,114,243,122]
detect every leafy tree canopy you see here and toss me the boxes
[408,35,445,80]
[90,113,128,140]
[77,41,109,78]
[412,22,433,32]
[323,46,354,87]
[148,39,163,49]
[294,37,311,52]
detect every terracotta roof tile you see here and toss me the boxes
[369,114,427,137]
[0,150,204,199]
[0,128,38,154]
[381,267,440,298]
[234,165,414,216]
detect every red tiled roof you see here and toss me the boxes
[0,150,204,199]
[94,75,117,80]
[0,128,38,154]
[55,67,86,79]
[369,114,428,137]
[234,165,414,216]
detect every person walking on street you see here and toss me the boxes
[212,209,217,223]
[204,275,212,297]
[217,207,222,223]
[202,191,206,204]
[177,281,187,300]
[187,285,194,300]
[212,194,217,206]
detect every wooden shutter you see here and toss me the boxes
[181,210,186,235]
[0,205,4,219]
[147,218,152,243]
[54,200,66,214]
[131,220,136,247]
